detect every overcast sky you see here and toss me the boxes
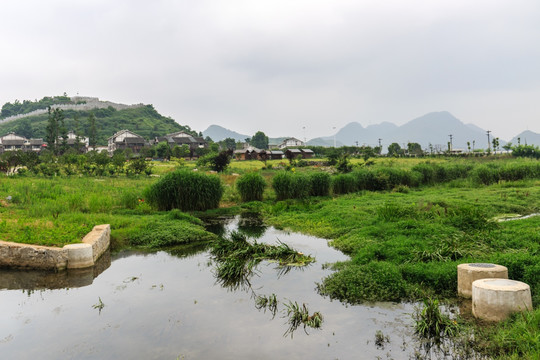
[1,0,539,141]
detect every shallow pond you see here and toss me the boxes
[1,216,425,359]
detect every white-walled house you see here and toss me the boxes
[108,130,147,155]
[278,137,305,149]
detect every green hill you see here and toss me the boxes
[0,98,197,145]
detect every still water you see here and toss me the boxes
[1,217,420,359]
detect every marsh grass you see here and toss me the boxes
[209,232,314,290]
[283,301,323,337]
[414,298,459,340]
[235,172,266,202]
[144,169,223,211]
[255,293,278,318]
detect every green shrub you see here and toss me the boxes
[129,219,216,248]
[318,262,407,302]
[289,173,311,199]
[332,173,357,195]
[412,163,437,184]
[445,205,497,232]
[236,172,267,202]
[272,171,310,200]
[144,169,223,211]
[472,165,499,185]
[353,169,380,191]
[401,261,458,297]
[309,172,331,197]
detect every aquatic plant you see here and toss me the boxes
[283,301,323,337]
[255,293,278,318]
[92,297,105,314]
[210,232,314,290]
[413,297,459,341]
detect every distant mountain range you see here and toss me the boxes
[509,130,540,146]
[206,111,540,150]
[311,111,506,150]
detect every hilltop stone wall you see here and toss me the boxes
[0,97,144,124]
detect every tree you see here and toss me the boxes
[251,131,269,149]
[15,118,33,138]
[222,137,237,150]
[45,107,64,155]
[73,114,84,153]
[407,142,423,156]
[387,143,402,157]
[59,113,68,155]
[172,144,190,158]
[88,112,97,150]
[155,141,171,159]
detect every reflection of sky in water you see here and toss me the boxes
[0,218,421,360]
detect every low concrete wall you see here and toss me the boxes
[0,242,68,270]
[0,224,110,271]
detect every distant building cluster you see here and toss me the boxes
[108,130,208,156]
[234,146,313,160]
[0,130,314,160]
[0,131,90,154]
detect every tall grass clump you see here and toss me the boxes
[236,172,266,202]
[309,172,331,197]
[331,173,357,195]
[144,169,223,211]
[272,171,310,200]
[318,262,407,302]
[352,169,386,191]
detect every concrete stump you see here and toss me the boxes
[457,263,508,298]
[472,279,532,322]
[65,243,94,269]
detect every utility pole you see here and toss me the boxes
[302,126,306,144]
[333,127,336,148]
[448,134,453,152]
[378,138,382,148]
[486,130,491,153]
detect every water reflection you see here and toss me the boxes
[0,250,111,290]
[1,216,430,360]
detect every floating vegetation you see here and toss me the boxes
[283,301,323,338]
[255,294,278,318]
[92,297,105,314]
[374,330,390,349]
[210,231,315,290]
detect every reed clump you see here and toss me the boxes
[235,172,267,202]
[144,169,223,211]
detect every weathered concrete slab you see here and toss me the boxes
[0,224,110,271]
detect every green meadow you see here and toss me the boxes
[0,156,539,358]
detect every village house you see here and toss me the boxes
[154,131,208,156]
[284,148,315,160]
[278,137,305,149]
[108,129,148,155]
[0,132,46,153]
[65,131,89,148]
[234,146,284,161]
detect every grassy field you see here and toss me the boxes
[0,156,539,358]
